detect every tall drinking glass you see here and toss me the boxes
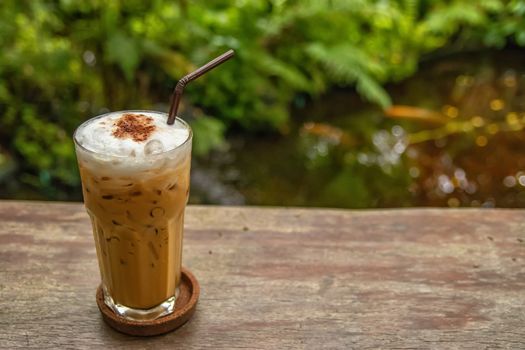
[73,110,192,321]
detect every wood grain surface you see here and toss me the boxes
[0,201,524,349]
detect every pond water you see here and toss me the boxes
[191,50,525,208]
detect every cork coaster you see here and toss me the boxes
[96,267,199,336]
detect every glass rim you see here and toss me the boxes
[73,110,193,158]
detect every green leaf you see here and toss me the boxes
[306,43,391,107]
[191,116,227,156]
[516,30,525,46]
[252,53,313,92]
[355,72,392,108]
[105,31,140,81]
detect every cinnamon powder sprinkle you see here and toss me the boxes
[112,113,156,142]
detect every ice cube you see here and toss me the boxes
[144,139,164,156]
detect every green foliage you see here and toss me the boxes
[0,0,524,199]
[191,116,227,157]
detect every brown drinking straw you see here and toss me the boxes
[167,49,235,125]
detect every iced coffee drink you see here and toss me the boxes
[74,111,192,321]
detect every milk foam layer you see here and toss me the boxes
[75,111,190,158]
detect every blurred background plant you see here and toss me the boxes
[1,0,525,206]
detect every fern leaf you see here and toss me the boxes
[251,53,313,92]
[306,43,390,107]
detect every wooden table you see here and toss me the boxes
[1,201,524,349]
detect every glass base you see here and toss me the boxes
[103,286,180,321]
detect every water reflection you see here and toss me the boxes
[191,50,525,208]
